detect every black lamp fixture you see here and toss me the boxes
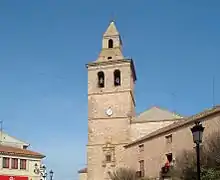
[191,121,205,144]
[191,121,205,180]
[49,170,54,180]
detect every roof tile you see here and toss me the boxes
[78,167,87,173]
[0,145,45,158]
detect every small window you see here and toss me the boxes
[114,70,121,86]
[108,39,113,48]
[139,160,145,177]
[11,158,18,169]
[139,144,144,152]
[106,155,111,162]
[3,157,10,168]
[165,134,172,144]
[20,159,27,170]
[107,56,112,60]
[97,71,105,88]
[23,145,28,149]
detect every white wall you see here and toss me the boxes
[0,155,43,180]
[0,131,29,149]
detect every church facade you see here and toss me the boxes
[78,21,220,180]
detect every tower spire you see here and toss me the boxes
[103,21,120,37]
[96,21,124,61]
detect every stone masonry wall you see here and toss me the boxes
[125,112,220,178]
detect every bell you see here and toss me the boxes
[115,77,120,84]
[100,77,104,84]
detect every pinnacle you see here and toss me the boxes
[103,21,120,37]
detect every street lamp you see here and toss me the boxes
[49,170,54,180]
[191,121,205,180]
[41,165,47,180]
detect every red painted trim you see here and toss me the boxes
[0,175,28,180]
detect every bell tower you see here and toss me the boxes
[86,21,137,180]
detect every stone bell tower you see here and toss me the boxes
[86,21,137,180]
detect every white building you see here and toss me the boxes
[0,131,45,180]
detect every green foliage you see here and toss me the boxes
[201,168,220,180]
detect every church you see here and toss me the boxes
[78,21,220,180]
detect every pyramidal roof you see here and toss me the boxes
[135,106,184,122]
[103,21,120,37]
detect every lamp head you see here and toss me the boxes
[191,122,205,144]
[50,170,54,177]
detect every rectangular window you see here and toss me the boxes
[23,145,28,149]
[3,157,10,168]
[11,158,18,169]
[106,155,111,162]
[20,159,27,170]
[165,134,172,144]
[139,144,144,152]
[139,160,145,177]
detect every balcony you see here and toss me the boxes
[160,162,173,179]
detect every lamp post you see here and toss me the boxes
[49,170,54,180]
[191,121,205,180]
[41,165,47,180]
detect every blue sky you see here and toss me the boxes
[0,0,220,179]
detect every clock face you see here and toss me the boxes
[106,108,113,116]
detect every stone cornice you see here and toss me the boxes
[88,116,130,121]
[88,89,131,96]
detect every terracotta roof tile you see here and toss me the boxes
[0,145,45,159]
[78,167,87,173]
[125,105,220,147]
